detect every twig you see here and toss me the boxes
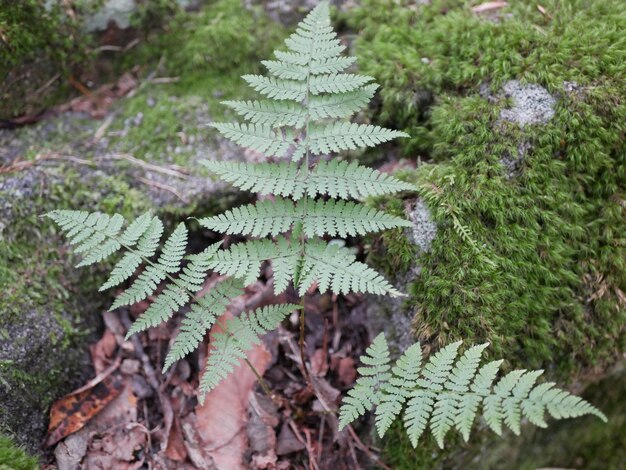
[137,176,188,203]
[103,153,189,178]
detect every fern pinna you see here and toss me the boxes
[338,335,606,448]
[46,0,604,449]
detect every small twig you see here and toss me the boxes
[104,153,189,178]
[346,424,391,470]
[137,176,189,203]
[148,77,180,84]
[299,295,312,385]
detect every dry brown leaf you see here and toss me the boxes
[45,373,124,447]
[90,329,118,375]
[472,1,508,13]
[336,357,357,387]
[195,311,272,470]
[165,418,188,462]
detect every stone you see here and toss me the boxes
[499,80,556,128]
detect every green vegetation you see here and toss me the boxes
[351,0,625,371]
[111,0,288,163]
[0,435,38,470]
[347,0,626,464]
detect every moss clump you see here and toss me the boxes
[110,0,287,163]
[0,435,38,470]
[0,0,86,118]
[352,0,626,371]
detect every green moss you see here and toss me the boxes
[110,0,287,162]
[353,0,626,373]
[0,435,38,470]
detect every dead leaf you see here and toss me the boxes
[336,357,357,386]
[472,1,508,13]
[165,418,188,462]
[195,311,272,470]
[311,348,329,377]
[90,329,117,374]
[45,373,124,447]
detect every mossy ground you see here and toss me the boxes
[347,0,626,465]
[0,435,38,470]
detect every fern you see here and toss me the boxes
[339,335,607,448]
[45,4,603,449]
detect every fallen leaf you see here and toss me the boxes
[276,423,306,456]
[165,417,188,462]
[90,329,118,374]
[472,1,508,13]
[336,357,357,386]
[45,373,124,447]
[311,348,329,377]
[195,311,272,470]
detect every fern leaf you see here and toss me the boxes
[299,239,401,296]
[302,199,412,238]
[222,100,306,127]
[271,238,300,293]
[375,342,423,437]
[343,338,606,447]
[210,122,294,157]
[338,333,391,430]
[309,74,373,95]
[163,277,244,372]
[307,122,410,155]
[309,85,378,120]
[199,304,300,401]
[201,161,305,199]
[208,237,299,286]
[242,75,306,101]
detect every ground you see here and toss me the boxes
[0,0,624,467]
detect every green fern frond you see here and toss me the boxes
[306,122,409,156]
[242,75,307,101]
[163,277,244,372]
[308,74,373,94]
[198,198,411,238]
[207,236,299,286]
[338,333,391,429]
[222,100,306,127]
[199,303,300,401]
[210,122,295,158]
[201,159,414,200]
[339,338,607,448]
[299,239,401,296]
[308,85,378,120]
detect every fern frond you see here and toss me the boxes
[163,277,245,372]
[111,223,188,310]
[199,303,300,401]
[340,338,607,448]
[299,239,401,296]
[198,197,411,238]
[222,100,306,127]
[338,333,391,429]
[210,123,294,158]
[208,236,299,286]
[309,74,373,95]
[307,122,410,155]
[242,75,307,101]
[201,160,414,201]
[201,160,305,198]
[309,85,378,120]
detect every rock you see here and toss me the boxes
[499,79,556,128]
[85,0,136,31]
[365,198,437,353]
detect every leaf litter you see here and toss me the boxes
[46,263,389,469]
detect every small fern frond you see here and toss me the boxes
[340,338,607,448]
[309,74,373,95]
[198,198,411,238]
[299,239,401,296]
[210,123,294,158]
[222,100,306,127]
[338,333,391,430]
[308,85,378,120]
[306,123,409,156]
[199,303,300,402]
[163,277,244,372]
[242,75,307,101]
[201,160,414,201]
[208,236,299,286]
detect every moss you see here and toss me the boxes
[0,435,38,470]
[352,0,625,373]
[0,0,87,118]
[109,0,287,163]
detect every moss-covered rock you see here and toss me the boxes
[0,435,39,470]
[345,0,625,463]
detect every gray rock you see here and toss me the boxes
[499,80,556,128]
[408,199,437,255]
